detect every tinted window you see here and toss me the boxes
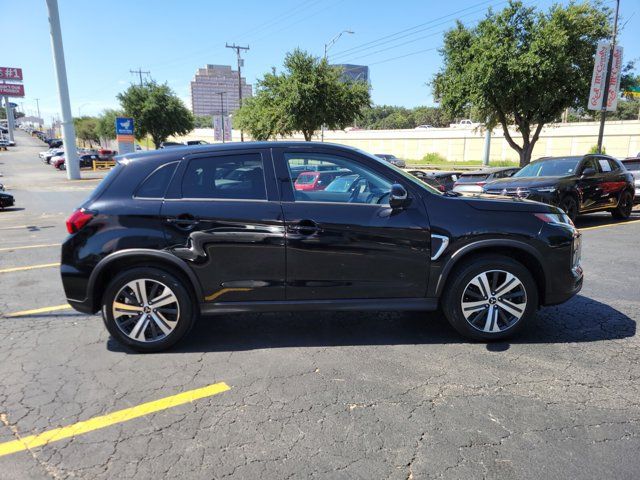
[182,154,266,200]
[285,153,392,204]
[457,173,489,183]
[136,162,178,198]
[514,158,580,177]
[580,157,600,174]
[607,159,621,171]
[623,160,640,171]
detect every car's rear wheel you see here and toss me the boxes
[559,195,578,222]
[611,190,633,219]
[101,267,195,352]
[442,255,538,341]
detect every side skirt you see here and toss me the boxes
[200,298,439,315]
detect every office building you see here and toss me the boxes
[332,64,369,83]
[190,64,253,117]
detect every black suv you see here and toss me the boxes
[483,155,635,221]
[61,143,583,352]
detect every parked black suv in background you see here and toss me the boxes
[61,143,582,352]
[483,155,635,221]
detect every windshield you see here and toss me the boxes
[514,158,580,177]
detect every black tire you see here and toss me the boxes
[611,190,633,219]
[559,195,578,222]
[101,267,196,352]
[441,255,538,341]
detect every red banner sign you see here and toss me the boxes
[0,67,23,81]
[0,83,25,97]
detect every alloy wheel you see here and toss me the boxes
[460,269,527,333]
[112,278,180,342]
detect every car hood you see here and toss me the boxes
[456,192,560,213]
[484,176,567,190]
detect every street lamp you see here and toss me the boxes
[324,30,354,59]
[322,30,354,141]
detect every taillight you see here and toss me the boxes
[475,181,486,186]
[66,209,94,234]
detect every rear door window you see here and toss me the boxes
[598,158,612,172]
[181,153,267,200]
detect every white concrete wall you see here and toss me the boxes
[171,120,640,162]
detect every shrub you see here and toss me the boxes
[587,145,605,154]
[421,152,448,163]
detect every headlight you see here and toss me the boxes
[533,186,557,193]
[534,212,574,227]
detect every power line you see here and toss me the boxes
[235,0,321,42]
[368,47,439,67]
[335,30,444,64]
[330,0,496,59]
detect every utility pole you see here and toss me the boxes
[45,0,80,180]
[215,91,226,143]
[129,68,150,87]
[226,43,249,141]
[35,98,42,127]
[596,0,620,154]
[4,97,15,142]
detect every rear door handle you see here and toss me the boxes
[288,219,321,235]
[166,214,200,229]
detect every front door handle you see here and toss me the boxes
[288,219,321,235]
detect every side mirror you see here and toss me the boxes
[389,184,409,209]
[581,167,596,177]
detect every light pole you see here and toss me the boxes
[45,0,80,180]
[324,30,354,59]
[78,102,90,117]
[322,30,354,141]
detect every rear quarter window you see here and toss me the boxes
[135,162,178,199]
[82,163,124,207]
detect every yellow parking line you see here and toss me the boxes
[0,382,231,457]
[0,243,59,252]
[3,304,72,318]
[580,219,640,231]
[0,262,60,274]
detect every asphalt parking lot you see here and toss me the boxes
[0,131,639,479]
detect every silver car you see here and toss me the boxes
[452,167,520,194]
[621,158,640,204]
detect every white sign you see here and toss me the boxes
[588,41,623,112]
[213,115,232,142]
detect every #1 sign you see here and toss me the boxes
[588,41,623,112]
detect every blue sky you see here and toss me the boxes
[3,0,639,120]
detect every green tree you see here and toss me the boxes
[117,81,194,147]
[96,109,122,140]
[433,1,610,166]
[194,115,213,128]
[73,116,99,147]
[236,49,370,141]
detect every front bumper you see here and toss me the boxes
[540,225,583,306]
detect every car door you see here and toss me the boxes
[596,156,628,208]
[273,146,431,300]
[161,148,286,303]
[576,157,602,211]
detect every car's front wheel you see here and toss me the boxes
[611,190,633,219]
[101,267,195,352]
[442,255,538,341]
